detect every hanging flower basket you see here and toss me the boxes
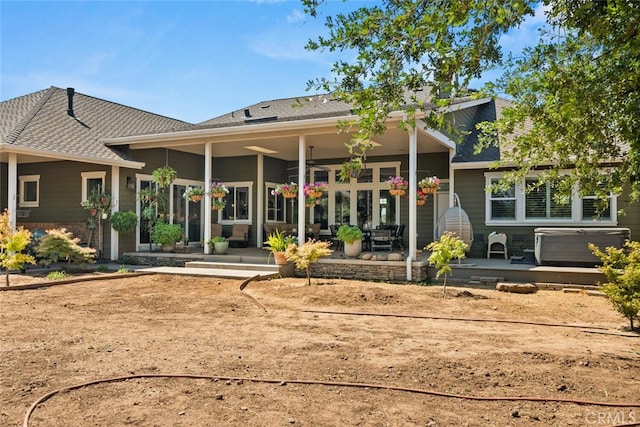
[184,186,205,202]
[210,181,229,198]
[415,188,429,206]
[210,192,225,199]
[418,176,441,194]
[304,182,328,199]
[272,182,298,198]
[305,197,320,207]
[385,176,408,195]
[211,200,226,210]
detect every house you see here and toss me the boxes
[2,86,638,276]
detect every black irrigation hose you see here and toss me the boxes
[24,373,640,427]
[302,309,614,331]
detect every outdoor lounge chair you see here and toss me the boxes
[228,224,249,248]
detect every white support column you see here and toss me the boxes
[297,135,306,244]
[7,153,17,230]
[449,148,456,208]
[256,154,264,248]
[110,166,120,260]
[203,142,212,254]
[407,125,418,281]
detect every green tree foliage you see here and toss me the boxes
[590,241,640,331]
[0,210,36,286]
[285,239,333,286]
[425,231,468,297]
[35,229,96,266]
[303,0,640,204]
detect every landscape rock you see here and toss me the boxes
[496,282,537,294]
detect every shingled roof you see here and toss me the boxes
[0,86,191,165]
[195,87,476,130]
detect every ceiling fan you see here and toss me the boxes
[287,146,330,175]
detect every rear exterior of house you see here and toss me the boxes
[2,86,638,266]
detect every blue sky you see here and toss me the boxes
[1,1,547,124]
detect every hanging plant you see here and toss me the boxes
[210,181,229,198]
[338,156,365,182]
[305,197,320,207]
[418,176,441,194]
[183,186,205,202]
[416,189,428,206]
[110,210,139,234]
[211,199,227,210]
[272,182,298,198]
[385,176,408,195]
[151,166,178,189]
[303,182,328,198]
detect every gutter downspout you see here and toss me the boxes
[407,124,418,281]
[297,135,306,244]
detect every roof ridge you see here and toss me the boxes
[4,86,57,145]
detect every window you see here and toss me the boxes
[81,171,106,202]
[524,178,571,220]
[488,178,516,221]
[485,172,617,225]
[19,175,40,207]
[221,182,252,223]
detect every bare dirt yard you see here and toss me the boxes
[2,273,639,427]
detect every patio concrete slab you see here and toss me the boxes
[133,265,280,280]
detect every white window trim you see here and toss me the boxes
[19,175,40,207]
[81,171,106,202]
[484,171,617,226]
[265,181,286,223]
[219,181,253,225]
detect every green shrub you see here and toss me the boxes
[46,271,69,280]
[36,229,96,266]
[425,232,468,297]
[590,241,640,331]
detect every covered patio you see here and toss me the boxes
[122,245,606,287]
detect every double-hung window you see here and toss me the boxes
[19,175,40,207]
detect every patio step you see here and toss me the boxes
[185,261,280,272]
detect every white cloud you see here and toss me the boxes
[287,9,305,24]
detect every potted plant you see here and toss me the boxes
[272,182,298,198]
[418,176,441,194]
[338,156,365,182]
[183,186,205,202]
[265,229,297,265]
[110,210,138,234]
[336,224,363,258]
[386,176,408,196]
[209,235,229,254]
[210,181,229,198]
[151,220,183,252]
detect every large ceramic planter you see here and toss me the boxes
[343,240,362,258]
[162,242,176,252]
[214,241,229,254]
[273,251,288,265]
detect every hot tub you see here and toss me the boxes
[534,227,630,266]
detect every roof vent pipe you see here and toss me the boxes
[66,87,75,117]
[244,109,251,118]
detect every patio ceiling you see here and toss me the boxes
[122,120,451,162]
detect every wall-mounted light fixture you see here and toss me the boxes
[126,176,135,190]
